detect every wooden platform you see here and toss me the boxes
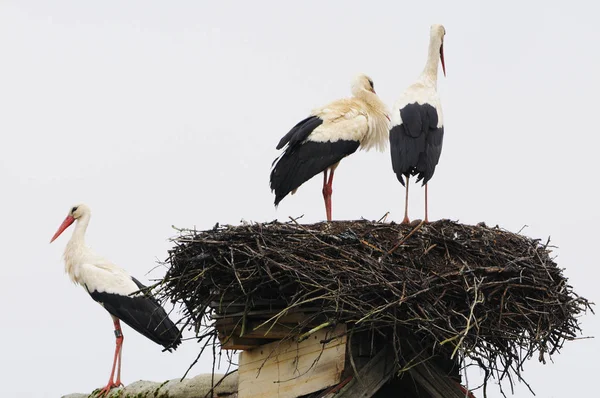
[211,301,475,397]
[214,306,325,350]
[238,324,347,398]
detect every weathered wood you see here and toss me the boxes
[332,348,396,398]
[332,335,471,398]
[221,336,277,350]
[218,322,296,342]
[210,299,284,308]
[238,324,346,398]
[212,307,321,319]
[215,316,304,330]
[215,311,330,350]
[216,314,315,349]
[405,358,471,398]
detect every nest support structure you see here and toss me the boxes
[156,219,592,396]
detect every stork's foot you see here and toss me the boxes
[401,216,411,225]
[94,382,123,397]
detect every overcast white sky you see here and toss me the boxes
[1,1,598,397]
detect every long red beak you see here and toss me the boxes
[50,215,75,243]
[440,43,446,77]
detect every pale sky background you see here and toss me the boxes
[1,1,598,397]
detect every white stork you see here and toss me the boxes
[390,24,446,224]
[270,74,390,221]
[50,204,181,396]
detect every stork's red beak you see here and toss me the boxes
[440,43,446,77]
[50,215,75,243]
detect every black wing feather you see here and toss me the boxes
[88,278,182,351]
[276,116,324,150]
[390,103,444,186]
[270,139,360,206]
[271,115,360,205]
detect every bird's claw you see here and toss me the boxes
[94,382,123,397]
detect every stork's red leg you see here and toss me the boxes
[323,166,335,221]
[326,167,335,221]
[424,183,429,223]
[322,169,333,222]
[97,318,124,397]
[114,320,124,387]
[327,166,335,187]
[322,170,329,221]
[402,176,410,224]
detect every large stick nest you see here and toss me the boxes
[157,219,592,395]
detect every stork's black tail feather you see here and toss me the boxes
[389,103,444,187]
[270,140,360,206]
[89,278,182,351]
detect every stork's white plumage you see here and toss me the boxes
[270,74,390,221]
[50,204,181,397]
[390,24,446,224]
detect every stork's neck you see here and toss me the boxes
[419,35,442,87]
[64,214,91,283]
[69,214,90,247]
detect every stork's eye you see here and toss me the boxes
[71,206,78,214]
[368,80,374,89]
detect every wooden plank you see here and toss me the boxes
[216,319,304,349]
[238,324,346,398]
[222,324,296,340]
[210,299,286,308]
[336,338,472,398]
[212,307,321,319]
[392,339,471,398]
[221,336,277,350]
[405,359,472,398]
[214,312,308,326]
[332,348,396,398]
[216,318,298,335]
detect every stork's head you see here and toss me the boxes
[431,24,446,77]
[50,203,90,243]
[351,74,376,96]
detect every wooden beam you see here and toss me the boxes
[238,324,346,398]
[220,336,277,351]
[331,348,396,398]
[212,307,321,319]
[404,359,471,398]
[218,324,296,344]
[393,339,471,398]
[331,336,472,398]
[218,328,292,350]
[215,311,329,348]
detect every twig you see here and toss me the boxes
[386,220,426,254]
